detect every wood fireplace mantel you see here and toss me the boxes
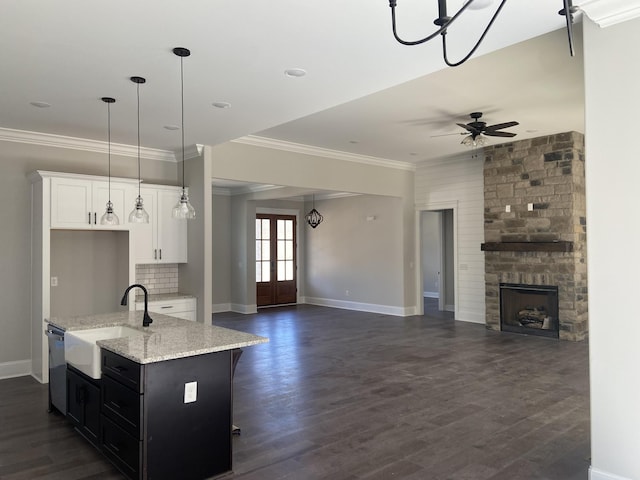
[481,241,574,252]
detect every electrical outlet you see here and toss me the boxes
[184,381,197,404]
[528,203,534,211]
[50,277,58,287]
[505,205,511,213]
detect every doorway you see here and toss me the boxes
[255,214,297,307]
[420,209,455,314]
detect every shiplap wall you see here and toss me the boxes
[415,153,485,323]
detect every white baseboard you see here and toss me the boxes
[423,291,438,298]
[212,303,231,313]
[455,309,485,324]
[590,467,632,480]
[304,297,414,317]
[231,303,258,314]
[0,360,31,380]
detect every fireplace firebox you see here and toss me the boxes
[500,283,559,339]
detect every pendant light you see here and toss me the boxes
[171,47,196,220]
[99,97,120,226]
[305,195,323,228]
[128,76,149,224]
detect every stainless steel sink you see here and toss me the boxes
[65,326,142,379]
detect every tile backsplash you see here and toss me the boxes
[135,264,179,294]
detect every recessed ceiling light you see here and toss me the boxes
[212,102,231,109]
[284,68,307,78]
[349,140,359,144]
[410,152,418,156]
[30,101,51,108]
[164,125,180,131]
[526,129,539,133]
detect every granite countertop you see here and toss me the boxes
[47,311,268,364]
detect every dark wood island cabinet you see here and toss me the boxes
[48,311,268,480]
[100,349,232,480]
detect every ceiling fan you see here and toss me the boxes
[456,112,519,146]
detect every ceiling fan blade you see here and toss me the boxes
[484,121,519,131]
[456,123,476,133]
[484,131,517,137]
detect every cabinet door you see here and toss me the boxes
[92,181,130,230]
[129,187,157,264]
[67,368,84,427]
[156,189,187,263]
[51,177,93,228]
[67,367,101,446]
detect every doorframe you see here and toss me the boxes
[414,201,458,317]
[255,207,301,305]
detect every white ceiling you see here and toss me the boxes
[1,1,583,167]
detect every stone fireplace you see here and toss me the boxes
[482,132,588,341]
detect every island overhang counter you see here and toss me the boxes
[47,311,268,480]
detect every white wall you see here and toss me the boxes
[304,195,406,313]
[583,16,640,480]
[415,153,485,323]
[179,147,212,324]
[212,193,231,310]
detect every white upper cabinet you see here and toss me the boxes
[51,177,130,229]
[129,186,187,264]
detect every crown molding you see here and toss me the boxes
[233,135,416,172]
[0,127,176,162]
[578,0,640,27]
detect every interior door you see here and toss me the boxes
[256,214,297,307]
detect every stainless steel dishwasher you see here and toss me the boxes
[45,325,66,415]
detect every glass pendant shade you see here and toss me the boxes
[128,76,149,224]
[101,201,120,225]
[100,96,120,226]
[129,195,150,223]
[172,187,196,219]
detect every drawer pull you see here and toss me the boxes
[113,365,127,372]
[160,306,173,309]
[110,400,123,409]
[109,443,120,452]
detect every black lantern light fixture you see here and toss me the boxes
[100,97,119,226]
[305,195,323,229]
[171,47,196,220]
[388,0,577,67]
[128,76,149,224]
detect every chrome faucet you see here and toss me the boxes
[120,284,153,327]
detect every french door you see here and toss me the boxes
[256,214,297,307]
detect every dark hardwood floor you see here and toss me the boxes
[0,301,590,479]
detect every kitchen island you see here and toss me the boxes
[48,311,268,480]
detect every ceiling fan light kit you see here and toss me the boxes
[388,0,578,67]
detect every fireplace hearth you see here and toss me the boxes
[500,283,559,339]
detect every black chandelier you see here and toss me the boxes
[388,0,578,67]
[305,195,323,229]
